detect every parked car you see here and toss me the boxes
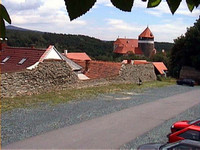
[137,139,200,150]
[171,118,200,133]
[168,125,200,143]
[176,78,195,86]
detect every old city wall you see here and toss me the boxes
[1,62,157,98]
[180,66,200,83]
[118,63,157,82]
[1,60,78,98]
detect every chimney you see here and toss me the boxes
[127,59,131,64]
[0,38,8,51]
[84,60,90,73]
[30,44,36,49]
[64,50,68,55]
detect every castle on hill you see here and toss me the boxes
[113,27,156,57]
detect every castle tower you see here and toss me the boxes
[138,27,154,57]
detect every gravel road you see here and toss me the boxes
[120,103,200,149]
[1,85,200,147]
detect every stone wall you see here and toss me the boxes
[180,66,200,83]
[118,63,157,82]
[1,60,78,98]
[1,61,157,98]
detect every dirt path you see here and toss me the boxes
[3,89,200,149]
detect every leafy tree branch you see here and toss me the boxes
[0,4,11,38]
[64,0,200,21]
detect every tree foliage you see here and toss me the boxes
[151,52,170,69]
[0,4,11,38]
[6,29,172,62]
[64,0,200,20]
[170,17,200,77]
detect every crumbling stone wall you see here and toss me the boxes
[1,60,78,98]
[1,61,157,98]
[180,66,200,83]
[118,63,157,82]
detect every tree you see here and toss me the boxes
[170,17,200,77]
[151,52,170,69]
[64,0,200,21]
[0,4,11,38]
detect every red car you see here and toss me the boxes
[168,125,200,143]
[171,118,200,133]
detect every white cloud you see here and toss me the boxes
[134,0,148,8]
[3,0,43,11]
[151,21,189,42]
[2,0,198,43]
[2,0,87,33]
[96,0,113,7]
[106,19,141,32]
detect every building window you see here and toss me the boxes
[18,58,27,65]
[2,56,10,63]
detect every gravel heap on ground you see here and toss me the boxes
[1,85,200,146]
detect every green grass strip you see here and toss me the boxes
[1,78,175,112]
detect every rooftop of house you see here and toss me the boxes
[113,39,143,55]
[64,52,92,61]
[73,60,122,79]
[133,60,149,65]
[0,44,47,73]
[139,27,154,39]
[0,44,83,73]
[152,62,168,74]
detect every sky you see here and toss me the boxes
[2,0,200,42]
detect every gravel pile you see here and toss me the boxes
[1,85,200,146]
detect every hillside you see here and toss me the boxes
[154,42,174,52]
[5,26,173,61]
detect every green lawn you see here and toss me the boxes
[1,78,175,112]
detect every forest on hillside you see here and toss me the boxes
[6,29,173,61]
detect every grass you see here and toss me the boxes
[1,78,176,112]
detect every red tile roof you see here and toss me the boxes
[1,45,46,73]
[65,52,91,61]
[74,60,121,79]
[139,27,154,39]
[113,38,143,55]
[135,47,143,55]
[133,60,149,65]
[152,62,168,74]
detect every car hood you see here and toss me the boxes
[174,120,189,128]
[137,143,162,150]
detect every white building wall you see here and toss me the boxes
[45,47,62,60]
[138,40,154,44]
[27,46,62,70]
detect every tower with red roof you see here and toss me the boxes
[138,27,154,57]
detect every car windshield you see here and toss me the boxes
[189,118,200,124]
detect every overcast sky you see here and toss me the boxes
[2,0,200,42]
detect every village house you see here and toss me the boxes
[62,50,121,79]
[152,62,168,76]
[0,41,89,80]
[113,27,156,57]
[62,51,91,74]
